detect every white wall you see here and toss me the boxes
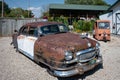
[99,3,120,35]
[99,13,113,33]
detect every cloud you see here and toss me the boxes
[28,7,43,18]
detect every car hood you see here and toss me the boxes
[38,32,97,53]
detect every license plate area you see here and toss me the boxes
[89,59,96,65]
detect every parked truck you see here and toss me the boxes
[93,20,111,42]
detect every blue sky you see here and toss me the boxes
[1,0,118,18]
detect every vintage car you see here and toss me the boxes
[93,20,111,42]
[12,21,103,77]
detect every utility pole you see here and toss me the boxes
[1,0,4,17]
[28,0,30,18]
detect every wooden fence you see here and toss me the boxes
[0,18,44,37]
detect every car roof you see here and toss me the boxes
[24,21,63,27]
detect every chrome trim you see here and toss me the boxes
[18,48,34,60]
[78,56,95,63]
[76,48,95,56]
[65,48,96,64]
[53,69,79,77]
[53,57,102,77]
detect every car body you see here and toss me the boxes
[93,20,111,42]
[12,21,103,77]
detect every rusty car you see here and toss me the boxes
[12,21,103,77]
[93,20,111,42]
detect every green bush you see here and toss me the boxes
[73,20,95,32]
[48,16,95,33]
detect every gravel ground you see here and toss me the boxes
[0,36,120,80]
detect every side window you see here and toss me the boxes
[28,27,38,37]
[50,25,59,33]
[41,26,49,34]
[19,26,28,35]
[22,27,28,35]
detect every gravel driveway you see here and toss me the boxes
[0,36,120,80]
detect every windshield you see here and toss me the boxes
[98,22,110,29]
[40,24,68,34]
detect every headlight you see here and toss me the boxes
[65,51,73,61]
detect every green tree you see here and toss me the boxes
[42,11,49,18]
[8,8,33,18]
[64,0,108,5]
[0,1,10,17]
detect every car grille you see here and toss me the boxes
[76,48,96,62]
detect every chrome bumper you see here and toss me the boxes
[53,56,102,77]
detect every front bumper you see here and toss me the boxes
[52,56,102,77]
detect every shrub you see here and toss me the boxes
[48,16,95,33]
[73,20,95,32]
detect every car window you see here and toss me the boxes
[49,25,59,33]
[28,27,38,37]
[19,26,28,35]
[41,26,49,34]
[41,25,59,34]
[41,24,68,35]
[58,24,68,32]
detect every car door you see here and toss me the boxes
[23,27,38,60]
[17,26,28,52]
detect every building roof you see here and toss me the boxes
[49,4,109,11]
[108,0,120,11]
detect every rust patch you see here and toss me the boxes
[34,32,97,68]
[28,38,36,41]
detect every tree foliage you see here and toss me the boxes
[8,8,34,18]
[0,1,10,17]
[0,1,34,18]
[64,0,108,5]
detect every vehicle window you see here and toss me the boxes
[18,27,23,35]
[50,25,59,33]
[58,24,68,32]
[28,27,38,37]
[41,26,50,34]
[40,24,68,35]
[98,22,110,29]
[22,27,28,35]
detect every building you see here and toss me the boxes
[99,0,120,35]
[49,4,109,20]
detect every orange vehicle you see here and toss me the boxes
[93,20,110,42]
